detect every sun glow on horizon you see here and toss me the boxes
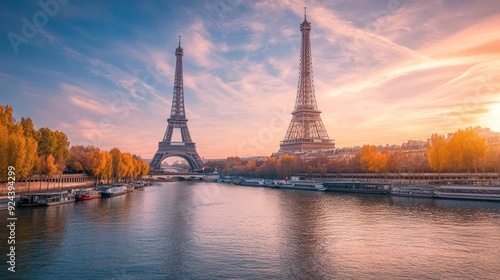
[486,102,500,132]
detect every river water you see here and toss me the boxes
[1,181,500,279]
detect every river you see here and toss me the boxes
[1,181,500,279]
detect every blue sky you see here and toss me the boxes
[1,0,500,160]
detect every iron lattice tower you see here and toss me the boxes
[150,37,203,171]
[278,8,335,154]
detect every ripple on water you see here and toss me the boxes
[1,182,499,279]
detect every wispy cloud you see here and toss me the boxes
[2,0,500,159]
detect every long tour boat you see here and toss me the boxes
[323,181,391,194]
[282,181,326,191]
[390,185,435,198]
[17,190,75,207]
[75,189,101,201]
[238,179,266,187]
[433,185,500,201]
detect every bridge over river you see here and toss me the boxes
[150,173,220,181]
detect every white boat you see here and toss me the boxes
[434,186,500,201]
[100,184,128,197]
[390,185,435,198]
[17,190,75,207]
[282,181,326,191]
[132,181,145,188]
[239,179,266,187]
[264,180,279,188]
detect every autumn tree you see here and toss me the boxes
[447,127,488,173]
[121,153,134,181]
[203,160,225,173]
[19,117,40,183]
[223,156,246,175]
[140,160,150,177]
[257,157,278,179]
[8,125,27,178]
[245,161,257,177]
[386,150,403,173]
[99,151,113,183]
[1,104,150,186]
[306,155,330,173]
[40,154,58,190]
[0,106,39,182]
[360,145,388,173]
[348,153,362,173]
[37,127,69,174]
[130,155,141,180]
[0,123,8,182]
[0,104,14,130]
[67,145,86,172]
[277,154,296,179]
[110,147,125,182]
[427,134,447,175]
[20,117,40,141]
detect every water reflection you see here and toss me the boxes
[0,183,499,279]
[277,191,334,279]
[13,205,71,275]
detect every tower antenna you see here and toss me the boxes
[304,7,307,20]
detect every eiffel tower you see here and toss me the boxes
[278,8,335,154]
[150,37,203,171]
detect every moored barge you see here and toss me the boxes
[390,185,435,198]
[99,184,129,197]
[323,181,391,194]
[282,181,326,191]
[434,186,500,201]
[17,190,75,207]
[75,189,101,201]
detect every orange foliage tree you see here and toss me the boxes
[427,134,447,174]
[360,145,388,173]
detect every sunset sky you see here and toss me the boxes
[1,0,500,160]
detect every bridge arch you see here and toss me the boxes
[157,153,199,172]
